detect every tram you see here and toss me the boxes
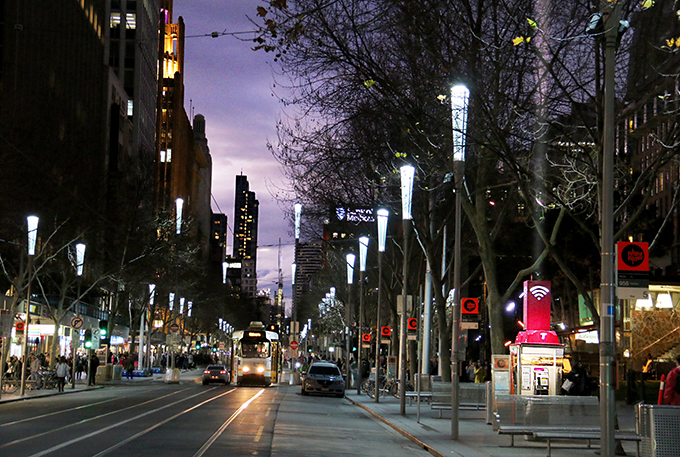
[231,322,280,386]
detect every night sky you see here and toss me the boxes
[174,0,294,312]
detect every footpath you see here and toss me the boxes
[0,368,203,404]
[344,388,639,457]
[0,370,641,457]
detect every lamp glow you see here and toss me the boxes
[222,261,227,284]
[169,292,175,311]
[292,263,296,285]
[149,284,156,306]
[359,237,369,272]
[175,197,184,234]
[400,165,415,220]
[346,253,356,285]
[187,301,193,317]
[451,84,470,162]
[377,209,389,252]
[27,216,39,256]
[294,203,302,240]
[179,297,185,314]
[75,243,86,276]
[636,297,653,309]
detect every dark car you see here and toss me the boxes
[301,362,345,397]
[202,364,230,385]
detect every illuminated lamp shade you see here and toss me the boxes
[635,297,653,309]
[346,253,356,285]
[656,293,674,309]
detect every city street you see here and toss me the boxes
[0,374,430,457]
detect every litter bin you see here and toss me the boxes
[637,403,680,457]
[113,365,123,381]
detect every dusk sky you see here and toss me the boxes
[174,1,295,312]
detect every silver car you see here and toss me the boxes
[202,364,230,385]
[301,362,345,397]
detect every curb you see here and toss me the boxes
[0,385,104,404]
[346,396,446,457]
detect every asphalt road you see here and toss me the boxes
[0,380,431,457]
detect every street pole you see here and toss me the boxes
[600,4,621,456]
[450,84,469,439]
[71,277,81,389]
[20,215,39,397]
[357,236,368,395]
[375,208,389,403]
[346,253,355,388]
[399,164,415,415]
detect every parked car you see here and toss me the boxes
[202,365,230,385]
[301,362,345,397]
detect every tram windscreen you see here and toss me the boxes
[239,340,270,358]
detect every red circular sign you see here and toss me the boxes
[71,317,84,329]
[290,340,299,350]
[16,322,25,332]
[169,323,180,333]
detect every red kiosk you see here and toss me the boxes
[509,280,565,396]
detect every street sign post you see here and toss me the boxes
[290,340,299,350]
[71,316,84,329]
[169,322,180,333]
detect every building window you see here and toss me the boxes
[127,99,134,117]
[125,13,136,29]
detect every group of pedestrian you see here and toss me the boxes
[465,360,489,383]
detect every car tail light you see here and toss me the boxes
[203,370,210,374]
[220,370,227,374]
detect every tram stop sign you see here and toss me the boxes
[290,340,299,350]
[169,323,180,333]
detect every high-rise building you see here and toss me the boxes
[233,175,259,298]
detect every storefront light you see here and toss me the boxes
[656,293,673,308]
[636,297,653,309]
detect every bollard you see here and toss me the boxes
[658,373,666,405]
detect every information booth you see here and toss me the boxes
[509,330,564,396]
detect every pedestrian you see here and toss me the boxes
[55,356,69,392]
[663,354,680,406]
[466,362,476,382]
[474,361,487,383]
[125,354,135,379]
[76,356,84,380]
[30,354,42,389]
[88,354,100,385]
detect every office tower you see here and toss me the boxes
[233,175,259,297]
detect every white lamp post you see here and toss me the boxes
[20,215,39,396]
[375,208,389,403]
[71,242,86,389]
[293,203,301,339]
[346,253,355,383]
[222,261,228,284]
[450,83,470,438]
[356,236,369,394]
[399,164,415,415]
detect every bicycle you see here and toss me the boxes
[39,370,57,390]
[1,372,19,394]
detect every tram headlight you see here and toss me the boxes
[257,366,265,373]
[242,366,250,373]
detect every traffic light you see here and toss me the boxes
[99,320,108,338]
[84,329,93,349]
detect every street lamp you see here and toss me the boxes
[346,253,355,384]
[293,203,301,333]
[450,83,470,439]
[356,236,369,394]
[375,208,389,403]
[20,215,39,396]
[399,164,415,415]
[175,197,184,235]
[71,243,86,389]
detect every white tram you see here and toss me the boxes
[231,322,280,386]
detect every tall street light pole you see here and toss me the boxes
[20,215,39,396]
[600,4,621,456]
[375,209,389,403]
[345,253,355,387]
[450,83,470,439]
[399,164,415,415]
[71,243,86,389]
[293,203,302,340]
[357,236,369,395]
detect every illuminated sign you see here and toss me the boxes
[332,207,375,225]
[247,332,262,337]
[523,280,551,331]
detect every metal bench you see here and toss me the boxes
[532,430,641,457]
[430,381,488,417]
[493,395,600,444]
[405,390,432,405]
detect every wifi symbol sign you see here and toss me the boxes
[529,285,550,301]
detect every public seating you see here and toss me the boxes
[430,381,488,417]
[493,394,640,456]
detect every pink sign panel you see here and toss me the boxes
[514,330,561,345]
[523,280,551,331]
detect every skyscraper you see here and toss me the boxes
[233,174,259,297]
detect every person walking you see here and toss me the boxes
[88,354,100,386]
[29,354,42,389]
[55,356,69,392]
[663,354,680,406]
[125,354,135,380]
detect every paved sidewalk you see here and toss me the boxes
[0,368,203,404]
[345,389,640,457]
